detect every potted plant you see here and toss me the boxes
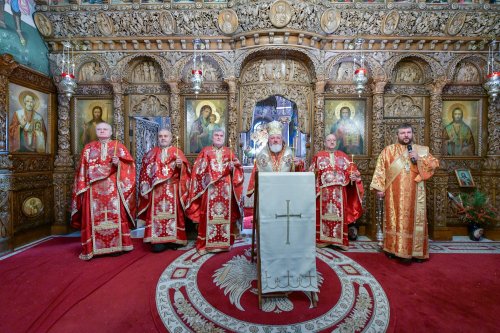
[448,190,498,241]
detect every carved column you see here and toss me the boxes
[225,76,238,150]
[426,77,448,155]
[365,79,387,238]
[54,94,73,168]
[110,80,125,142]
[0,55,18,251]
[53,92,75,233]
[425,77,448,239]
[485,96,499,159]
[370,79,387,156]
[167,81,181,140]
[482,97,499,217]
[0,54,19,151]
[313,80,325,155]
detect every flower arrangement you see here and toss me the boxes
[448,190,498,227]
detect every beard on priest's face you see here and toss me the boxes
[269,143,283,153]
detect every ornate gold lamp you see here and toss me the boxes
[191,39,204,95]
[353,38,368,97]
[484,40,500,100]
[59,41,77,98]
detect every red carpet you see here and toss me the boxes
[243,207,253,229]
[0,237,499,332]
[343,252,500,333]
[0,238,172,333]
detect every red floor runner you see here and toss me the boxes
[0,238,173,333]
[343,252,500,333]
[0,238,499,333]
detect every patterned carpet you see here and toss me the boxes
[156,237,390,332]
[1,235,498,332]
[347,238,500,254]
[155,236,500,332]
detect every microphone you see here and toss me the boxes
[407,144,417,165]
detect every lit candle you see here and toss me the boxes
[113,126,118,157]
[176,135,179,158]
[350,154,355,185]
[229,138,233,165]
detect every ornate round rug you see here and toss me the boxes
[156,239,390,332]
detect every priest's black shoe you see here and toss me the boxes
[152,244,168,253]
[385,252,396,259]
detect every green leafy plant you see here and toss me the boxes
[450,190,498,226]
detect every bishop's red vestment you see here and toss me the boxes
[309,150,364,249]
[138,146,191,246]
[186,146,244,255]
[71,140,136,260]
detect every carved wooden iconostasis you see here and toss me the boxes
[1,1,500,254]
[0,54,57,253]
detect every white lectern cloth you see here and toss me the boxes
[258,172,318,294]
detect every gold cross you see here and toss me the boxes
[275,200,302,245]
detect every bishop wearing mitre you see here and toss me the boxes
[246,120,304,196]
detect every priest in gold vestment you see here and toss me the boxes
[370,124,439,261]
[246,120,304,196]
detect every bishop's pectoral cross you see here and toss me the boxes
[275,200,302,245]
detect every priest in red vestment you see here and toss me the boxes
[186,128,244,255]
[246,120,304,196]
[309,134,364,250]
[370,123,439,262]
[138,129,191,252]
[71,122,136,260]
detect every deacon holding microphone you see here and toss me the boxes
[370,123,439,263]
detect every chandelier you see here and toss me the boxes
[352,38,368,97]
[59,41,77,98]
[484,40,500,100]
[192,39,205,95]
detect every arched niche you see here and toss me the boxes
[330,60,358,83]
[78,60,105,83]
[392,61,425,85]
[119,56,171,182]
[179,55,225,85]
[446,54,488,84]
[239,51,314,136]
[238,51,313,167]
[240,95,306,166]
[127,57,163,84]
[385,54,439,85]
[453,61,481,84]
